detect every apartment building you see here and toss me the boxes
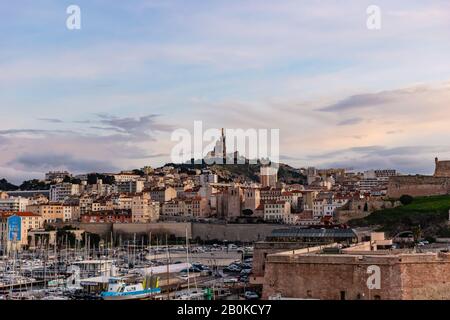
[280,191,301,211]
[50,183,80,202]
[26,203,78,222]
[161,196,209,218]
[149,187,176,204]
[113,172,141,183]
[260,187,284,202]
[162,199,185,216]
[131,194,160,223]
[0,212,44,251]
[189,197,210,218]
[313,194,350,218]
[117,180,144,194]
[0,197,30,212]
[45,171,71,182]
[263,200,291,222]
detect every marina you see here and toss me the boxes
[0,238,256,300]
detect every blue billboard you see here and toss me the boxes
[7,215,22,241]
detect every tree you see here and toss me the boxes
[399,195,414,205]
[19,179,50,190]
[412,225,422,243]
[80,232,101,248]
[0,178,18,191]
[132,169,145,176]
[63,176,81,184]
[57,229,77,247]
[87,173,115,185]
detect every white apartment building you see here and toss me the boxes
[359,178,381,192]
[117,180,144,194]
[50,183,80,202]
[45,171,71,182]
[82,180,116,196]
[313,196,350,218]
[359,171,391,193]
[113,173,140,183]
[0,197,30,212]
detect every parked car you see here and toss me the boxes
[178,274,189,280]
[224,265,241,273]
[241,263,252,269]
[224,277,238,284]
[192,263,209,271]
[180,267,202,273]
[244,291,259,300]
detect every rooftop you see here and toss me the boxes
[268,227,357,239]
[0,211,41,218]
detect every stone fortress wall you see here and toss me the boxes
[387,158,450,198]
[434,157,450,177]
[262,249,450,300]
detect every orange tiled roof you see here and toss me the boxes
[0,212,41,218]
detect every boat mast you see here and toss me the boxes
[186,227,190,294]
[164,234,169,300]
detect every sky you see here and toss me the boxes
[1,0,450,183]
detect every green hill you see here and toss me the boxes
[349,195,450,238]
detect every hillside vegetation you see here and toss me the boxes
[0,178,18,191]
[349,195,450,238]
[166,161,306,185]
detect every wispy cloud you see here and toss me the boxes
[11,153,118,173]
[319,91,397,112]
[37,118,63,123]
[0,114,174,182]
[337,117,364,126]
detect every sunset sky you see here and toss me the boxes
[1,0,450,183]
